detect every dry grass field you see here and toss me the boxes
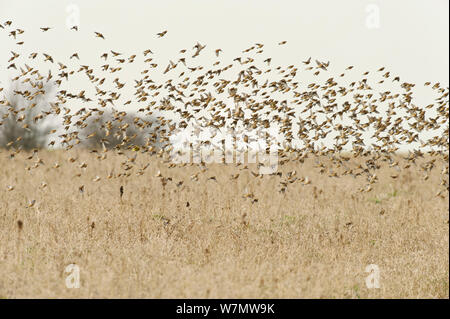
[0,150,448,298]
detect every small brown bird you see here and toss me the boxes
[157,30,167,37]
[143,49,153,56]
[27,199,36,208]
[43,53,53,63]
[40,27,51,32]
[94,32,105,39]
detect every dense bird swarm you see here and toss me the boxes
[0,21,448,198]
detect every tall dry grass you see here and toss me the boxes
[0,150,448,298]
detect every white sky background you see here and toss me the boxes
[0,0,448,151]
[1,0,447,81]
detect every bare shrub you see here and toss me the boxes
[0,79,56,150]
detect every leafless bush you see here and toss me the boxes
[78,108,161,150]
[0,79,56,150]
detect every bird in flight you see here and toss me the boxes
[157,30,168,38]
[94,32,105,39]
[143,49,153,56]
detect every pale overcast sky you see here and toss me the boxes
[1,0,447,81]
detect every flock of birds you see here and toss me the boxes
[0,21,448,207]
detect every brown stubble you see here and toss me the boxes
[0,150,448,298]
